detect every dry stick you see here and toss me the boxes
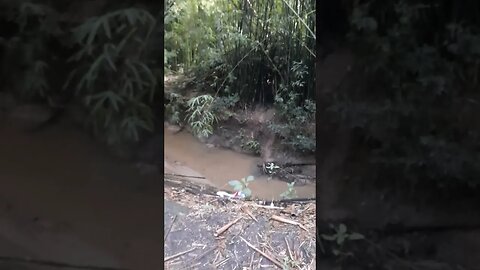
[249,253,255,269]
[239,237,283,269]
[164,173,206,179]
[242,207,258,222]
[215,257,230,268]
[164,247,197,262]
[164,215,177,241]
[300,203,312,215]
[250,203,284,210]
[0,255,128,270]
[284,237,294,262]
[214,217,242,237]
[271,215,308,232]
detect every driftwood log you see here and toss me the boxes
[164,173,315,204]
[164,174,218,196]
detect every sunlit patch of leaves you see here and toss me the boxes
[186,94,219,138]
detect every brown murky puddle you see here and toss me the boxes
[0,120,161,270]
[164,127,316,200]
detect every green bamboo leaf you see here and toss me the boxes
[85,53,105,83]
[337,234,346,245]
[121,79,134,98]
[103,19,112,39]
[116,27,137,53]
[127,61,143,89]
[62,69,78,90]
[136,119,153,132]
[104,110,112,127]
[105,91,124,111]
[115,23,127,34]
[124,9,136,25]
[103,44,116,71]
[321,234,336,241]
[68,46,87,62]
[87,19,102,46]
[348,233,365,241]
[76,76,87,94]
[137,62,156,84]
[92,97,106,113]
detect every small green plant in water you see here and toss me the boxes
[280,182,297,199]
[321,223,365,257]
[186,94,218,138]
[228,175,254,198]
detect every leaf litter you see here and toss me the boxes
[164,185,316,269]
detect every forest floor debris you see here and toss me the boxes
[164,184,316,269]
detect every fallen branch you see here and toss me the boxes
[271,215,308,231]
[214,217,242,237]
[250,203,284,210]
[164,247,197,262]
[241,207,258,222]
[0,255,128,270]
[239,237,283,269]
[164,173,206,179]
[285,237,294,262]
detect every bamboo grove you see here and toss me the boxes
[164,0,316,105]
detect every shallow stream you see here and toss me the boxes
[164,126,316,200]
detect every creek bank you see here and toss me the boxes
[164,124,316,200]
[164,74,316,186]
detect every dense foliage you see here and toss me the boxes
[0,1,161,145]
[327,1,480,192]
[164,0,316,153]
[165,0,315,103]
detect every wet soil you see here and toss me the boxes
[0,118,162,270]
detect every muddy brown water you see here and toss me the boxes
[0,119,162,270]
[164,126,316,200]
